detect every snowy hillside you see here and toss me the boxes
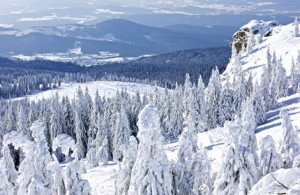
[12,81,166,102]
[82,93,300,194]
[226,20,300,81]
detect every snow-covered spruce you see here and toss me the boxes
[259,135,283,176]
[214,121,260,195]
[115,136,138,195]
[278,109,300,168]
[128,103,173,195]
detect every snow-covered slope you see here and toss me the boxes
[226,20,300,81]
[82,92,300,195]
[11,81,166,102]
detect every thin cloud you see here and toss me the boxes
[10,10,24,15]
[0,23,14,28]
[17,14,58,22]
[94,9,125,15]
[17,14,57,22]
[17,14,96,24]
[152,9,200,16]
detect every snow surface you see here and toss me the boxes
[250,167,300,194]
[11,81,166,102]
[226,21,300,81]
[82,162,118,195]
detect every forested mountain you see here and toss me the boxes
[88,46,230,86]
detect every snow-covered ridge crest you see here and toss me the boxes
[226,19,300,82]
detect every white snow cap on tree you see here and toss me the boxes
[52,134,78,161]
[129,103,172,195]
[279,109,300,168]
[259,135,283,176]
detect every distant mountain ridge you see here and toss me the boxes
[0,19,234,58]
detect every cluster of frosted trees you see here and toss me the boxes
[0,44,299,194]
[114,101,300,195]
[0,121,91,194]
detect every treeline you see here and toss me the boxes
[88,47,230,87]
[0,47,230,99]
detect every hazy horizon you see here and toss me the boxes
[0,0,299,29]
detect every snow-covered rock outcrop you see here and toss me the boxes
[226,19,300,81]
[232,20,278,54]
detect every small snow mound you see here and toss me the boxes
[288,183,300,195]
[250,168,300,194]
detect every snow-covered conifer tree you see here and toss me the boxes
[246,29,254,54]
[74,86,90,159]
[75,109,86,160]
[160,88,173,136]
[115,136,138,195]
[98,136,109,165]
[261,64,272,110]
[230,52,247,115]
[64,160,91,195]
[168,84,184,138]
[18,121,52,195]
[278,109,300,168]
[17,105,29,137]
[4,102,16,133]
[214,121,260,195]
[196,75,207,131]
[190,147,211,195]
[240,98,259,166]
[205,68,222,129]
[47,156,66,195]
[50,93,63,142]
[62,96,75,138]
[175,126,211,195]
[87,99,99,150]
[251,83,266,125]
[183,73,193,121]
[0,146,18,193]
[31,121,52,182]
[295,17,299,37]
[273,58,288,99]
[291,57,300,93]
[219,75,235,125]
[129,104,172,195]
[86,140,98,168]
[259,136,283,176]
[113,104,131,161]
